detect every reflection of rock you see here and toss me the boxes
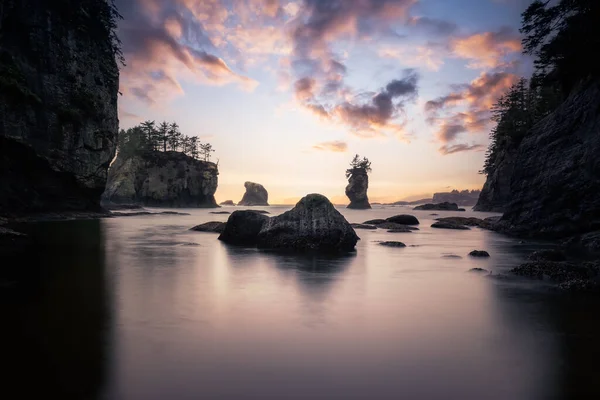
[103,151,219,208]
[378,241,406,248]
[190,221,226,233]
[218,211,270,245]
[220,200,235,206]
[386,214,419,225]
[469,250,490,257]
[345,169,371,209]
[414,202,464,211]
[431,222,470,230]
[257,194,359,253]
[238,182,269,206]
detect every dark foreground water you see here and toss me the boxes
[2,206,600,399]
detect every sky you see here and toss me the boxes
[115,0,533,205]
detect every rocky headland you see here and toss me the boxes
[433,190,481,206]
[102,151,219,208]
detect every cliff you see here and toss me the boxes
[487,80,600,237]
[102,151,219,208]
[434,190,481,206]
[238,182,269,206]
[345,169,371,209]
[474,148,517,212]
[0,0,119,212]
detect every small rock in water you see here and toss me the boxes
[351,223,377,230]
[210,211,231,215]
[190,221,227,233]
[378,241,406,248]
[469,250,490,257]
[442,254,462,259]
[386,214,420,225]
[469,268,489,273]
[363,219,387,225]
[376,222,418,230]
[431,222,470,230]
[387,228,413,233]
[243,209,270,214]
[430,213,439,216]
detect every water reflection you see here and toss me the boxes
[0,220,110,400]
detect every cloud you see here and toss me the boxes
[312,141,348,152]
[451,27,521,69]
[425,71,518,153]
[407,16,458,36]
[116,0,259,105]
[378,44,445,71]
[439,143,485,155]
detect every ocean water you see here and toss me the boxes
[3,205,600,399]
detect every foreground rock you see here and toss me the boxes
[103,151,219,208]
[469,250,490,257]
[0,1,119,212]
[386,214,419,225]
[220,200,235,206]
[378,241,406,248]
[414,202,464,211]
[257,194,359,253]
[218,211,270,245]
[191,221,226,233]
[346,169,371,209]
[511,260,600,292]
[431,222,470,230]
[238,182,269,206]
[527,249,567,262]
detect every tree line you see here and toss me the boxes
[482,0,599,176]
[117,121,215,162]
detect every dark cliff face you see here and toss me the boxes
[102,151,219,208]
[0,0,119,212]
[493,80,600,237]
[474,149,517,212]
[345,169,371,209]
[238,182,269,206]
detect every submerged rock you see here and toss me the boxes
[191,221,226,233]
[210,211,231,215]
[103,151,219,208]
[431,222,470,230]
[378,241,406,248]
[386,214,420,225]
[238,182,269,206]
[351,223,377,230]
[469,250,490,257]
[377,222,419,230]
[469,268,489,273]
[387,227,413,233]
[218,210,270,245]
[414,202,463,211]
[435,217,494,230]
[442,254,462,259]
[345,169,371,209]
[257,194,359,253]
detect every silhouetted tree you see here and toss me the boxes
[346,154,371,178]
[158,121,169,152]
[199,143,215,161]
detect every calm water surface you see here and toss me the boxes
[3,205,600,399]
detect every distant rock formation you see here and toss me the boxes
[220,200,235,206]
[386,198,433,206]
[414,202,465,211]
[433,190,481,206]
[486,80,600,237]
[345,169,371,209]
[0,1,119,212]
[102,151,219,208]
[238,182,269,206]
[257,194,359,252]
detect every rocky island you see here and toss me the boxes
[238,182,269,206]
[345,154,372,209]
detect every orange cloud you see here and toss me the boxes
[451,28,521,69]
[312,141,348,152]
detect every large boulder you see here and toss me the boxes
[238,182,269,206]
[345,169,371,209]
[256,194,359,252]
[218,210,270,245]
[0,1,119,212]
[102,151,219,208]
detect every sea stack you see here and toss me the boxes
[345,154,372,209]
[238,182,269,206]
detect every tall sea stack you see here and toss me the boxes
[345,154,372,209]
[0,0,119,212]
